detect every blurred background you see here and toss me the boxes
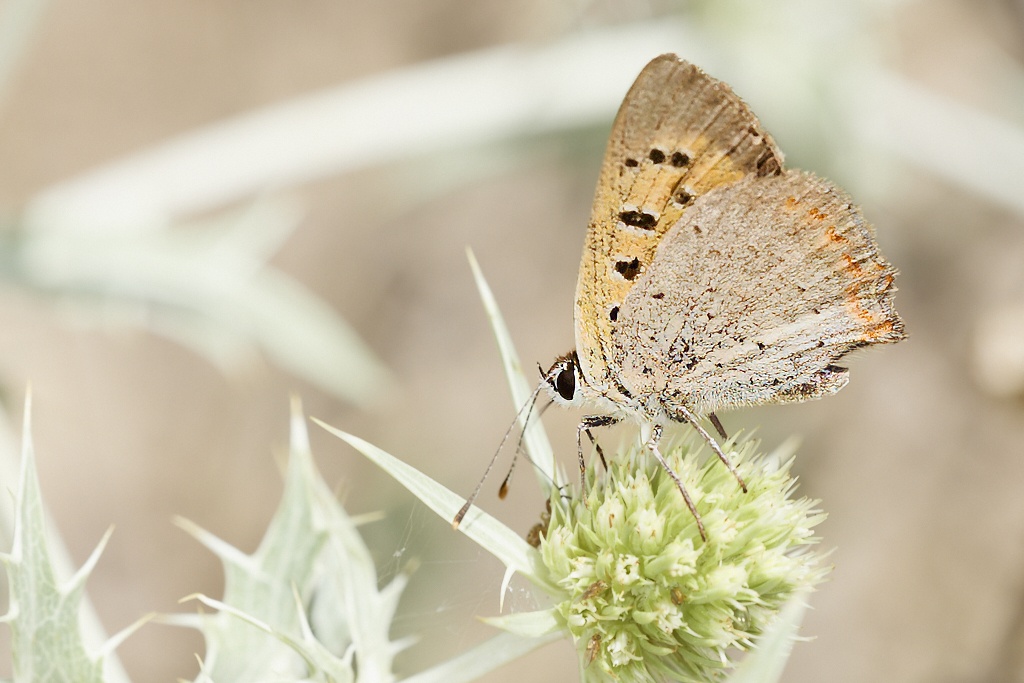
[0,0,1023,681]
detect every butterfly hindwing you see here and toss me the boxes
[612,170,905,416]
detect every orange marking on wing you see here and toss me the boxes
[841,250,894,337]
[825,225,847,244]
[845,290,896,339]
[869,320,896,339]
[846,298,878,329]
[841,254,864,276]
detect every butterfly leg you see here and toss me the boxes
[646,423,706,542]
[709,412,728,441]
[670,404,747,493]
[577,415,618,493]
[584,429,609,471]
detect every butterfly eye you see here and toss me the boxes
[554,363,576,402]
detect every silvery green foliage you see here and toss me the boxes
[0,298,821,683]
[327,421,825,683]
[317,259,828,683]
[15,201,388,407]
[0,398,137,683]
[180,399,410,682]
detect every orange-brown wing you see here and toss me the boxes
[574,54,783,399]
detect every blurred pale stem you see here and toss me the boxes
[0,0,48,114]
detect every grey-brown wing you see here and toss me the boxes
[611,170,905,417]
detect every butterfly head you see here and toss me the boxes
[542,351,583,407]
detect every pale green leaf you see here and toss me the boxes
[313,419,555,593]
[402,630,561,683]
[2,393,107,682]
[725,589,812,683]
[186,400,335,680]
[480,608,562,638]
[17,203,387,406]
[185,397,407,683]
[23,22,692,231]
[467,249,558,492]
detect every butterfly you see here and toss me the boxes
[539,54,905,539]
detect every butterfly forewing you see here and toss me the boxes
[575,55,784,397]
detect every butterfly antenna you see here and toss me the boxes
[499,394,556,498]
[453,379,546,529]
[497,361,561,498]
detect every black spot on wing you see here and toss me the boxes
[756,147,782,176]
[614,257,641,280]
[619,210,657,230]
[673,189,694,207]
